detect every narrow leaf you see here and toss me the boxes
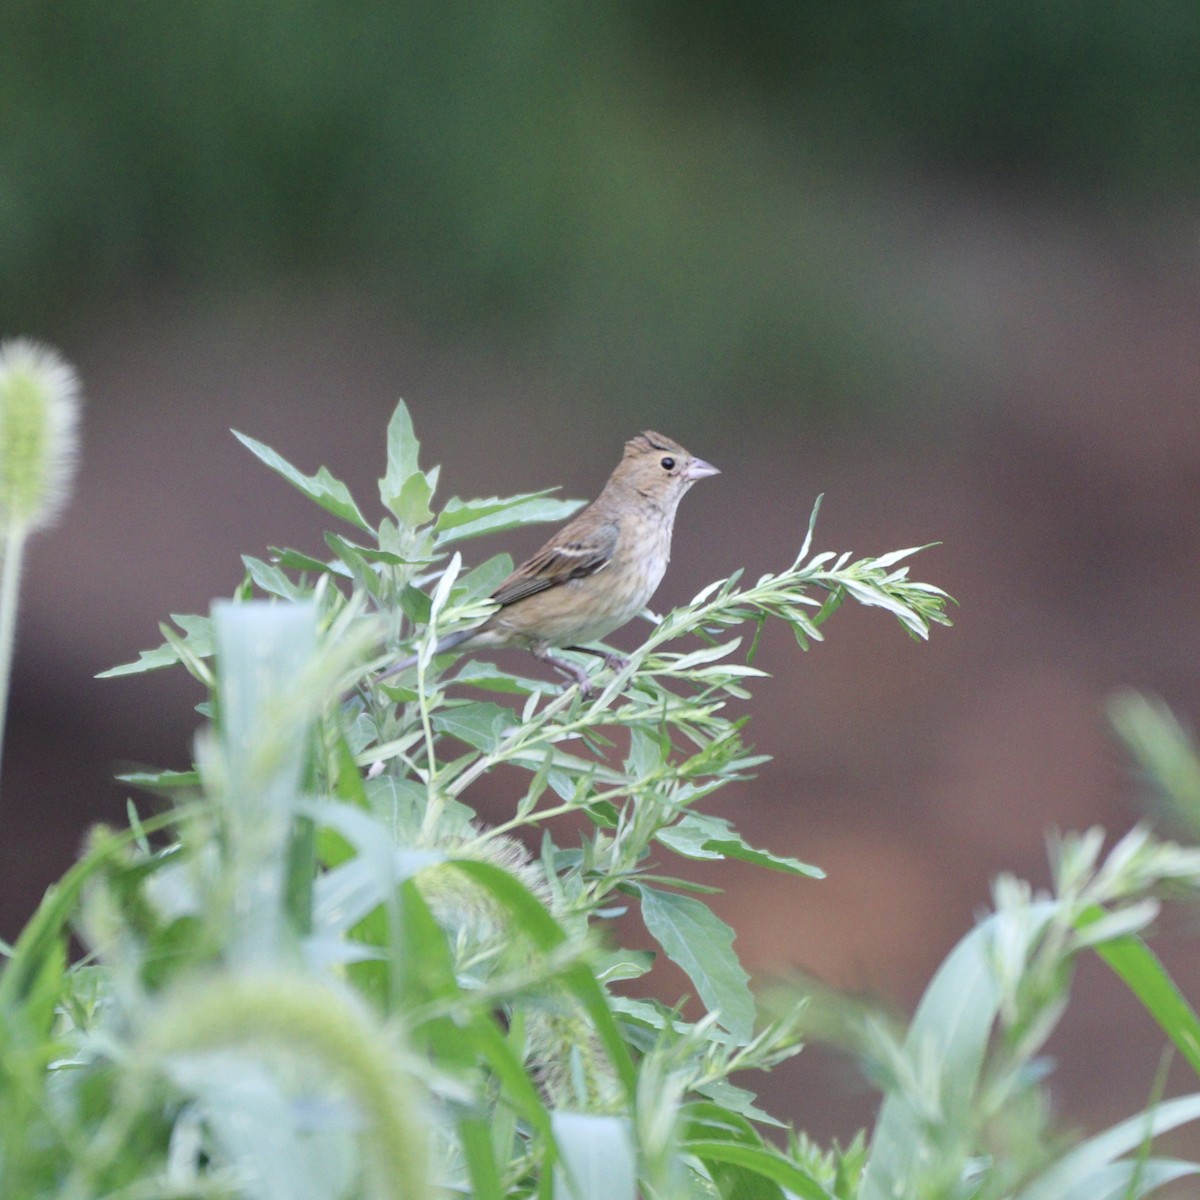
[1016,1093,1200,1200]
[233,430,369,531]
[1094,931,1200,1079]
[685,1141,832,1200]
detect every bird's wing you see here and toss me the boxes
[490,521,620,606]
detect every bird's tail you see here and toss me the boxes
[377,626,478,681]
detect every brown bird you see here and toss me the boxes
[382,431,719,692]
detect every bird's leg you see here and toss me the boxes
[567,644,629,672]
[531,645,595,694]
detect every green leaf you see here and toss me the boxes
[637,885,755,1043]
[313,847,441,937]
[451,659,561,695]
[396,582,432,625]
[323,533,383,598]
[1016,1093,1200,1200]
[861,902,1058,1200]
[1093,931,1200,1079]
[553,1113,635,1200]
[271,546,339,574]
[458,1114,506,1200]
[242,555,310,603]
[459,552,516,598]
[470,1013,555,1136]
[1049,1160,1200,1200]
[378,399,437,526]
[626,726,666,779]
[1109,690,1200,835]
[432,701,514,751]
[115,768,201,794]
[657,813,825,879]
[435,491,584,545]
[794,494,825,566]
[0,820,172,1011]
[324,533,413,568]
[446,860,637,1099]
[686,1141,832,1199]
[684,1101,765,1146]
[97,613,213,677]
[691,1078,786,1127]
[383,399,420,478]
[661,638,743,671]
[390,470,436,527]
[233,429,369,531]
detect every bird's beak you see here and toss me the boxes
[684,457,720,482]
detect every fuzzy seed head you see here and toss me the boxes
[0,338,82,533]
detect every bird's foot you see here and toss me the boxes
[565,645,629,674]
[535,648,596,696]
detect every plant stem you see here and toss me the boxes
[0,523,28,802]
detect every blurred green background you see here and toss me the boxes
[6,0,1200,1146]
[10,1,1200,414]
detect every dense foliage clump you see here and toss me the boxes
[2,403,1200,1199]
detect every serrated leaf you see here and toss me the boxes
[710,837,823,877]
[657,813,824,878]
[378,400,429,517]
[233,429,369,531]
[97,614,213,677]
[691,1079,786,1128]
[655,820,724,860]
[637,885,755,1043]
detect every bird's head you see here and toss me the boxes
[609,431,720,508]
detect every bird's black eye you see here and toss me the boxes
[660,456,675,471]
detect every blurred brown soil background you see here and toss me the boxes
[7,190,1200,1142]
[5,0,1200,1151]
